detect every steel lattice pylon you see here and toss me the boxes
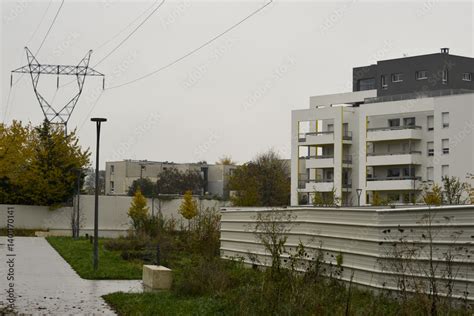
[11,47,105,131]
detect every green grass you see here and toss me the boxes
[46,236,143,279]
[103,292,227,316]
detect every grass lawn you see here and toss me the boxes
[46,236,143,279]
[103,292,227,316]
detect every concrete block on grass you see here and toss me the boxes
[142,265,172,290]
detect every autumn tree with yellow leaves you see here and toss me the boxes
[0,120,90,206]
[179,190,198,229]
[128,188,149,231]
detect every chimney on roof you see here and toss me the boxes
[441,48,450,54]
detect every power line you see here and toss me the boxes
[35,0,65,56]
[94,0,162,52]
[2,87,13,124]
[26,0,54,45]
[58,0,164,89]
[77,90,105,133]
[93,0,165,67]
[106,0,273,90]
[81,0,273,122]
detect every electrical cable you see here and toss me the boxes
[58,0,164,89]
[35,0,65,55]
[93,0,165,67]
[106,0,273,90]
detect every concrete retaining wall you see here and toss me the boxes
[0,195,228,237]
[220,205,474,301]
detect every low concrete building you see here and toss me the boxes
[105,160,236,198]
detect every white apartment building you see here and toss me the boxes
[291,49,474,206]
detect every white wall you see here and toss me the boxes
[220,206,474,301]
[0,195,228,237]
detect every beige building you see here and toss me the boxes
[105,160,236,198]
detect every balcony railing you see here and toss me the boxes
[367,176,421,181]
[367,125,422,132]
[343,131,352,140]
[304,154,334,159]
[298,178,334,189]
[364,89,473,104]
[298,131,333,142]
[367,151,422,156]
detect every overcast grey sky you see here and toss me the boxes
[1,0,473,168]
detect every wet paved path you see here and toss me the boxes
[0,237,142,315]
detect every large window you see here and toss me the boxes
[416,70,428,80]
[358,78,376,91]
[110,181,115,193]
[387,168,400,178]
[442,165,449,178]
[388,118,400,127]
[427,115,434,131]
[110,165,114,175]
[462,72,472,81]
[427,141,434,156]
[442,69,448,84]
[442,112,449,128]
[442,138,449,154]
[403,117,416,126]
[427,167,434,181]
[381,75,387,89]
[391,73,403,82]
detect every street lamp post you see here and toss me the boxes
[91,117,107,271]
[356,189,362,207]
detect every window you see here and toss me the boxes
[110,165,114,174]
[110,181,115,192]
[442,112,449,128]
[403,117,416,126]
[402,167,415,177]
[388,118,400,127]
[343,123,349,135]
[442,138,449,154]
[462,72,472,81]
[358,78,376,91]
[381,75,388,89]
[416,70,428,80]
[402,142,409,153]
[427,115,434,131]
[391,73,403,82]
[427,167,434,181]
[427,141,434,156]
[442,165,449,178]
[387,168,400,178]
[326,170,334,181]
[327,124,334,132]
[442,69,448,84]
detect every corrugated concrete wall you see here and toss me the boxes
[220,206,474,301]
[0,195,227,237]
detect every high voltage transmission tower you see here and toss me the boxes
[11,47,105,133]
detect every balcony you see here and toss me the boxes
[298,178,334,192]
[366,176,421,191]
[298,131,334,145]
[343,155,352,165]
[367,125,422,142]
[366,151,422,166]
[304,155,334,169]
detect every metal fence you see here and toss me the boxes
[220,205,474,301]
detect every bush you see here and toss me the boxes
[103,237,149,252]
